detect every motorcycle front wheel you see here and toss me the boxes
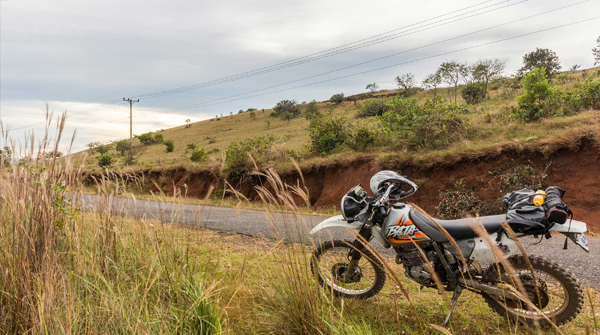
[482,255,584,328]
[310,239,386,299]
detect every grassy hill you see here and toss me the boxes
[77,68,600,174]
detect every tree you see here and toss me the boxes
[422,71,443,100]
[238,109,244,114]
[249,111,256,119]
[518,48,561,78]
[439,61,468,103]
[163,140,174,153]
[593,36,600,66]
[272,99,300,121]
[95,144,111,155]
[303,100,321,120]
[394,73,416,96]
[471,58,507,98]
[570,64,581,71]
[365,83,379,93]
[330,93,345,104]
[115,140,130,156]
[461,82,485,104]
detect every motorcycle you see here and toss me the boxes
[309,171,589,327]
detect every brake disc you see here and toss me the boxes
[331,263,363,283]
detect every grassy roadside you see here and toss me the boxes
[3,104,599,335]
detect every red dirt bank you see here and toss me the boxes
[140,142,600,232]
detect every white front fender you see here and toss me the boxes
[309,215,391,248]
[309,215,361,234]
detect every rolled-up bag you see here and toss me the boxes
[542,186,571,225]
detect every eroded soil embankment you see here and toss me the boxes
[141,143,600,232]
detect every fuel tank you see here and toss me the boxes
[382,203,430,245]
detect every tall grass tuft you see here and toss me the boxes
[0,109,222,334]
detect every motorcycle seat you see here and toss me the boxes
[410,209,506,242]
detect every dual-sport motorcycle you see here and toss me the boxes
[310,171,590,327]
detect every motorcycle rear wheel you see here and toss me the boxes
[310,239,386,299]
[482,255,584,328]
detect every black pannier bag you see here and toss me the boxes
[503,186,572,233]
[542,186,572,225]
[503,188,547,232]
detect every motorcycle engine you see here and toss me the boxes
[395,245,438,286]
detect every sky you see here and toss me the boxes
[1,0,599,154]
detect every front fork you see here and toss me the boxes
[344,227,373,279]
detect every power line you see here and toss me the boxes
[157,3,591,113]
[157,17,600,113]
[8,0,523,130]
[132,0,523,100]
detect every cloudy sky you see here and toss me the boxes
[1,0,598,153]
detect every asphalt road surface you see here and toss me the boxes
[80,194,600,289]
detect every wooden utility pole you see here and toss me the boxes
[123,98,139,164]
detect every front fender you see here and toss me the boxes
[309,215,391,248]
[310,215,361,234]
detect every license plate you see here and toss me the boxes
[575,233,589,252]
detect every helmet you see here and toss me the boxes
[370,170,417,200]
[341,185,367,220]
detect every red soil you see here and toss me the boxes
[141,142,600,232]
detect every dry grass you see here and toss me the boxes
[4,108,599,335]
[74,68,600,175]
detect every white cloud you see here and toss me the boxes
[1,0,599,152]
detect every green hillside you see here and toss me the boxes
[77,67,600,175]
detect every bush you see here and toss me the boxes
[272,99,300,121]
[562,77,600,114]
[436,179,494,219]
[164,140,174,153]
[303,100,321,120]
[138,133,154,145]
[355,98,390,118]
[249,111,256,119]
[461,82,485,104]
[511,67,562,122]
[187,143,198,151]
[329,93,345,104]
[190,147,208,162]
[95,144,111,155]
[138,133,164,145]
[97,154,115,168]
[347,126,377,151]
[308,115,347,155]
[381,97,469,150]
[225,135,279,176]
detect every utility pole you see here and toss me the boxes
[123,98,139,164]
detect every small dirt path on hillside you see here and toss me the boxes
[80,194,600,289]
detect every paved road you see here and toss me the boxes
[80,194,600,289]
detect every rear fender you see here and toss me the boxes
[549,220,587,233]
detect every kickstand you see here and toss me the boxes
[443,286,463,328]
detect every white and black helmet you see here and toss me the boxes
[369,170,417,200]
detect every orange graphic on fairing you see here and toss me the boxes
[386,216,429,244]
